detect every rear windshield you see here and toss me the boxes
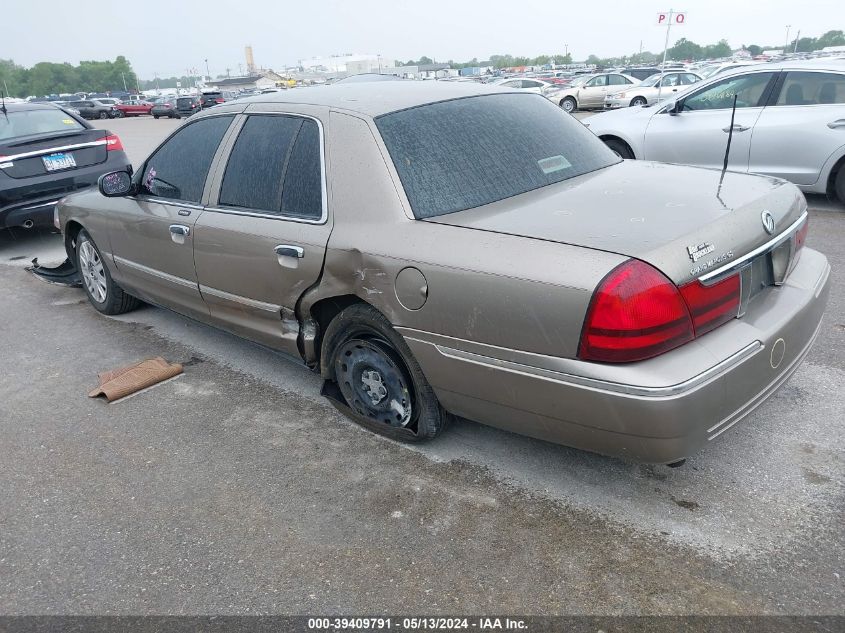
[176,98,193,106]
[375,93,617,219]
[0,108,85,141]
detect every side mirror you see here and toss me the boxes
[665,100,680,116]
[98,170,134,197]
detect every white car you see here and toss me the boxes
[492,77,558,95]
[586,60,845,202]
[604,71,702,108]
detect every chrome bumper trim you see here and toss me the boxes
[429,340,763,398]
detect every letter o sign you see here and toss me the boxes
[675,12,686,23]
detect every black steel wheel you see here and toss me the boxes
[321,303,447,442]
[335,337,413,428]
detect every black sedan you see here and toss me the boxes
[0,102,131,230]
[67,99,119,120]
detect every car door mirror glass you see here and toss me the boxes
[99,171,134,197]
[664,100,679,115]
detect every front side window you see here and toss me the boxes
[376,93,618,219]
[586,75,608,87]
[219,115,323,219]
[140,115,233,202]
[682,72,775,111]
[776,72,845,106]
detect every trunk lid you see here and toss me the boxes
[427,160,806,285]
[0,129,109,180]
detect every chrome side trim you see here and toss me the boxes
[707,318,822,439]
[0,139,108,162]
[19,200,60,211]
[199,284,281,313]
[427,341,763,398]
[698,211,808,283]
[113,256,197,289]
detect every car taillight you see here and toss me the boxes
[679,274,740,337]
[215,98,224,103]
[579,260,695,363]
[794,215,808,255]
[104,134,124,151]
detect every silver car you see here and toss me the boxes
[587,60,845,202]
[604,71,702,108]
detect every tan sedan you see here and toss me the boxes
[548,72,639,112]
[56,83,829,464]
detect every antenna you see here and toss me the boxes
[721,94,739,174]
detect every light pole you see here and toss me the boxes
[793,29,801,53]
[784,25,791,54]
[205,58,210,80]
[121,72,127,92]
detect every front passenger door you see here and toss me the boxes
[579,75,609,108]
[106,115,235,319]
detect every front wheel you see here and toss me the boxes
[76,230,140,315]
[630,96,647,107]
[560,97,577,113]
[835,165,845,203]
[603,138,635,159]
[321,303,447,442]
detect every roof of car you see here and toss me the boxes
[227,81,512,117]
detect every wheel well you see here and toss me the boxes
[826,154,845,197]
[308,294,367,369]
[599,135,635,159]
[64,220,84,260]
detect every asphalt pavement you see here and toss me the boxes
[0,115,842,615]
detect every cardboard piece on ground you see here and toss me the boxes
[89,357,183,402]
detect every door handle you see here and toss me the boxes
[721,124,750,133]
[275,244,304,269]
[275,245,304,258]
[169,224,191,245]
[828,119,845,129]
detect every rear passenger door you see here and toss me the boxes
[749,70,845,184]
[193,108,332,355]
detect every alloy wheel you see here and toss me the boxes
[79,240,107,303]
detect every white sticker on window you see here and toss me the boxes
[538,155,572,175]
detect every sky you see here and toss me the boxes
[4,0,841,79]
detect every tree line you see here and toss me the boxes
[405,29,845,70]
[0,56,138,98]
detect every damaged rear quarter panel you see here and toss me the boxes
[305,110,626,366]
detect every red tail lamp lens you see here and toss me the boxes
[679,274,740,337]
[579,260,695,363]
[104,134,124,151]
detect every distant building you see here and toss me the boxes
[207,74,275,92]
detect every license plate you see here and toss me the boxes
[42,152,76,172]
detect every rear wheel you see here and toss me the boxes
[98,111,109,119]
[603,138,635,159]
[76,230,140,315]
[153,115,160,119]
[630,96,647,106]
[322,303,447,442]
[560,97,577,113]
[113,110,125,118]
[835,165,845,203]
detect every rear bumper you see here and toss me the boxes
[1,155,130,229]
[400,248,830,463]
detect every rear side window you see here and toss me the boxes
[776,72,845,105]
[0,108,85,141]
[140,115,233,202]
[219,115,323,219]
[376,93,617,219]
